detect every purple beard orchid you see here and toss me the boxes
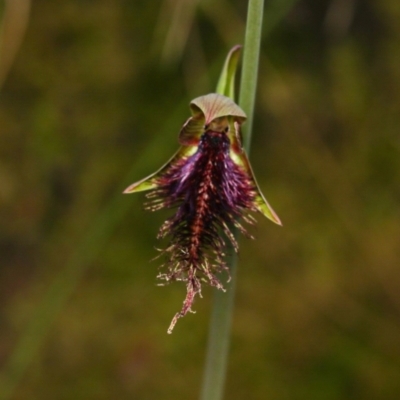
[124,93,281,333]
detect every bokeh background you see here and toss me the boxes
[1,0,400,399]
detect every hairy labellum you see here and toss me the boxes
[124,93,281,333]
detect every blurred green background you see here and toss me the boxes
[1,0,400,399]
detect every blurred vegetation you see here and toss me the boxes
[1,0,400,399]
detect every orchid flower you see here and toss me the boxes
[124,93,281,333]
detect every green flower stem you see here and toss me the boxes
[239,0,265,152]
[200,1,265,400]
[200,252,238,400]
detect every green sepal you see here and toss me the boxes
[179,44,244,146]
[123,145,197,193]
[217,45,281,226]
[232,144,282,225]
[216,44,242,99]
[179,93,246,145]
